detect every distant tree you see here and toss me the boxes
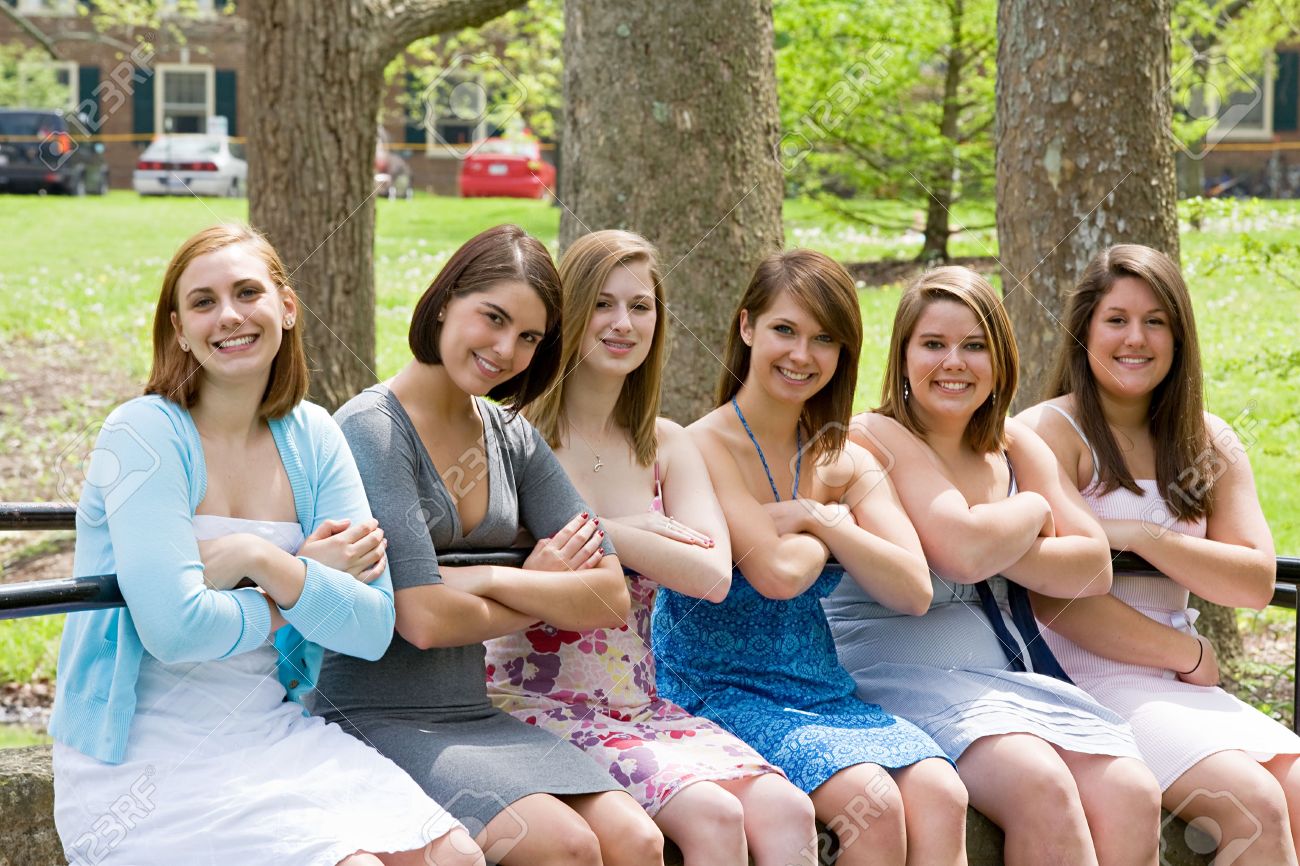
[774,0,996,262]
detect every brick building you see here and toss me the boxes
[0,0,552,194]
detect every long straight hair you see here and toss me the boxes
[877,267,1018,454]
[1047,243,1213,520]
[717,249,862,464]
[527,230,666,467]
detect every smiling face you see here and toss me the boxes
[1085,275,1175,402]
[905,298,994,427]
[438,278,548,396]
[740,289,840,405]
[578,259,657,377]
[170,241,295,388]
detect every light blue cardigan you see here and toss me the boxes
[49,395,396,764]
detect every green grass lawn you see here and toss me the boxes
[0,190,1297,713]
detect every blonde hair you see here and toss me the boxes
[145,223,307,420]
[877,266,1017,453]
[527,230,666,466]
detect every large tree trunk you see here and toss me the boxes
[996,0,1179,410]
[996,0,1241,674]
[246,0,525,412]
[918,0,969,264]
[561,0,785,423]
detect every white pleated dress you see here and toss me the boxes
[53,516,464,866]
[1037,404,1300,790]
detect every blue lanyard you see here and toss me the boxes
[731,397,801,502]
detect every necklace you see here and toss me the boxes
[568,424,606,472]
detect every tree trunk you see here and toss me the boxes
[918,0,969,264]
[560,0,785,423]
[247,1,384,412]
[245,0,526,412]
[996,0,1179,411]
[996,0,1241,674]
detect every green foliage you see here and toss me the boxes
[0,44,72,109]
[773,0,996,254]
[1170,0,1300,150]
[389,0,562,142]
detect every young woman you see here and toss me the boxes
[309,225,665,866]
[49,224,477,866]
[1020,243,1300,866]
[652,249,969,866]
[485,229,815,866]
[825,265,1162,866]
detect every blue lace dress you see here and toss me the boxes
[651,401,948,793]
[652,563,948,793]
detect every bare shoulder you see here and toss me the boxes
[1015,396,1084,461]
[655,416,696,468]
[1005,416,1051,457]
[850,411,925,464]
[686,406,732,455]
[1204,410,1248,455]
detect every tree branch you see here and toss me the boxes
[0,5,61,60]
[372,0,531,62]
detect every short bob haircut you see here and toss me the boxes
[408,224,563,410]
[1047,243,1213,520]
[145,223,308,420]
[527,229,667,467]
[877,266,1018,454]
[717,249,863,464]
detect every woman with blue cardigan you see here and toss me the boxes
[49,224,479,866]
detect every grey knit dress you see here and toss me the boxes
[309,385,619,833]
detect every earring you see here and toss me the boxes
[283,316,294,328]
[437,312,445,323]
[178,338,190,352]
[903,378,911,401]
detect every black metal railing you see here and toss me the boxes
[3,503,1297,729]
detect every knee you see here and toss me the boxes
[904,762,969,818]
[425,830,486,866]
[680,784,746,837]
[1107,759,1163,822]
[546,825,603,866]
[768,780,818,832]
[617,815,665,866]
[1017,763,1084,824]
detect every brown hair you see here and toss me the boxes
[877,266,1018,454]
[145,223,308,420]
[1047,243,1213,520]
[527,230,666,466]
[409,224,563,410]
[717,249,863,463]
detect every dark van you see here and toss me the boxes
[0,108,109,196]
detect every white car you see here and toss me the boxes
[133,135,247,197]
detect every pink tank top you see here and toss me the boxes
[1040,403,1207,681]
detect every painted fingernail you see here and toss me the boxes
[581,512,589,519]
[594,518,601,526]
[599,530,606,537]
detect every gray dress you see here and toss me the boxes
[822,461,1141,762]
[309,385,619,833]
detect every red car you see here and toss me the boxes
[459,138,556,199]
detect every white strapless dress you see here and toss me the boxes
[54,515,463,866]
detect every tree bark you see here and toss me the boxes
[996,0,1180,410]
[560,0,785,423]
[997,0,1241,674]
[245,0,525,411]
[919,0,969,264]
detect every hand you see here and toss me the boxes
[523,512,604,571]
[763,500,811,537]
[1176,635,1221,686]
[299,517,388,584]
[197,533,263,591]
[612,511,714,547]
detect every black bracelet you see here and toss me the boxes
[1178,636,1205,675]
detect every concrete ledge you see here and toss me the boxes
[1,746,1216,866]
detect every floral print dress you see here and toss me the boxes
[485,466,781,815]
